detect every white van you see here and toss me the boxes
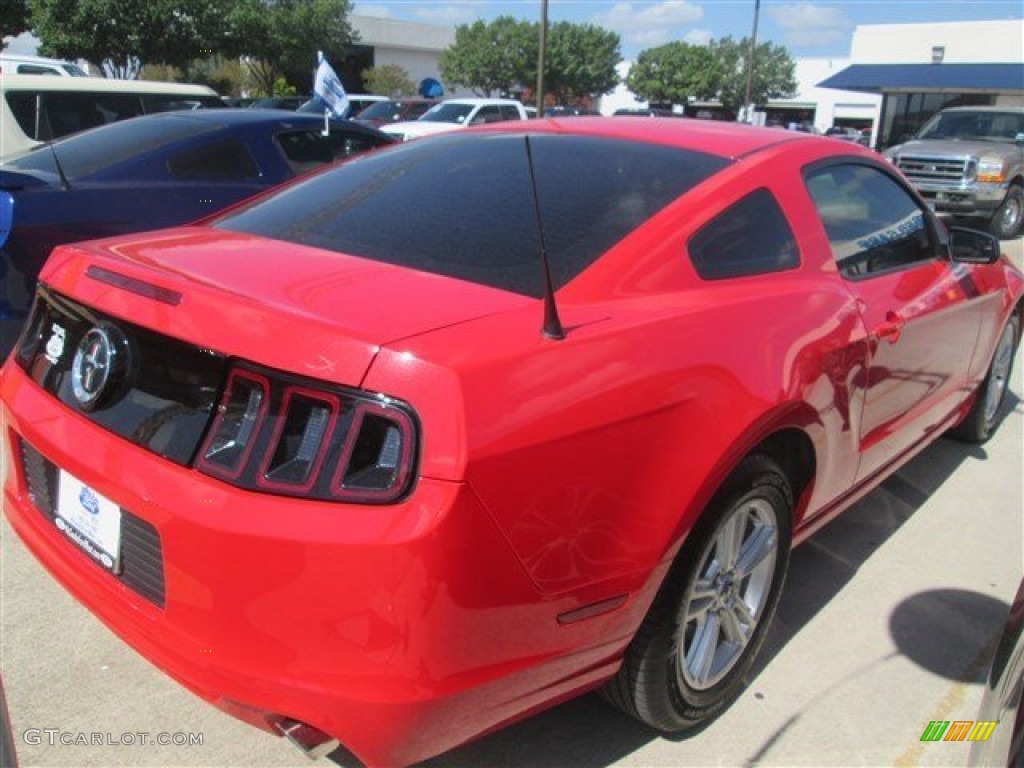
[1,74,224,158]
[0,54,89,77]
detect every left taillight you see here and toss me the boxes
[196,364,418,504]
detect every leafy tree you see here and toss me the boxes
[30,0,231,78]
[708,36,796,116]
[440,16,536,97]
[362,64,415,97]
[543,22,620,103]
[626,41,718,106]
[1,0,30,44]
[225,0,356,98]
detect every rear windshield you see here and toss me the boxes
[214,133,728,296]
[2,115,221,180]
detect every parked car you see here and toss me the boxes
[545,105,600,117]
[884,106,1024,239]
[298,94,388,120]
[614,107,676,117]
[0,53,89,77]
[970,580,1024,767]
[354,98,438,128]
[0,73,224,159]
[247,96,305,111]
[0,109,395,354]
[381,97,530,140]
[825,125,871,147]
[2,117,1021,767]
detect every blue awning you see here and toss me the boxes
[818,64,1024,93]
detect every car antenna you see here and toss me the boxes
[48,142,71,191]
[523,135,565,341]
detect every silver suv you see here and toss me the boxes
[884,107,1024,239]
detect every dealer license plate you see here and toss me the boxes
[56,470,122,573]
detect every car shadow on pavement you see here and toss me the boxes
[889,588,1010,683]
[378,414,1009,768]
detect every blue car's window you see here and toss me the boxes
[2,115,222,180]
[167,138,259,180]
[214,133,728,296]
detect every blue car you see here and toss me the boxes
[0,109,395,355]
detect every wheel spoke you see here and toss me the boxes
[734,521,776,578]
[732,595,757,627]
[715,510,746,570]
[685,579,717,621]
[686,613,721,685]
[719,603,750,649]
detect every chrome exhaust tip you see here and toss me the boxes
[277,718,340,761]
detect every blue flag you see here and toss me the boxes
[314,54,349,118]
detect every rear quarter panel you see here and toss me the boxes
[365,139,872,600]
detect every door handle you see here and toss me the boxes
[873,311,905,344]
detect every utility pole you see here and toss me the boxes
[742,0,761,123]
[536,0,548,115]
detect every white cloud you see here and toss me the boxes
[765,3,851,48]
[354,4,393,18]
[593,1,705,47]
[413,5,479,24]
[683,28,713,46]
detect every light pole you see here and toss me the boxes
[742,0,761,123]
[536,0,548,115]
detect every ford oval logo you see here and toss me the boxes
[71,326,127,410]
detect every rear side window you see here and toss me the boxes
[805,163,933,278]
[688,189,799,280]
[216,133,729,296]
[167,138,259,180]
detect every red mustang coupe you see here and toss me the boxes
[2,118,1021,766]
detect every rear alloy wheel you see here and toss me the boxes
[989,186,1023,240]
[602,454,792,732]
[951,315,1020,443]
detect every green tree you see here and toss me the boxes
[626,41,719,106]
[708,36,796,116]
[30,0,231,78]
[1,0,30,44]
[225,0,356,97]
[440,16,536,97]
[543,22,620,103]
[362,64,415,97]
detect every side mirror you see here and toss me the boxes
[0,191,13,248]
[948,227,1000,265]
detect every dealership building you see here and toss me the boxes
[346,15,1021,146]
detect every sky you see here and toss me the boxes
[4,1,1021,61]
[351,0,1024,59]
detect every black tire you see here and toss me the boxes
[989,186,1023,240]
[601,454,792,733]
[950,315,1020,443]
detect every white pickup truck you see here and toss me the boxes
[381,98,530,141]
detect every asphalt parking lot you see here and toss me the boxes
[2,236,1022,768]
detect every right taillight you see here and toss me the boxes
[196,364,417,504]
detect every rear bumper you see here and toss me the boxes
[2,364,633,766]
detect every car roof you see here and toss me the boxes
[0,73,217,95]
[471,116,827,161]
[91,108,370,130]
[441,98,523,106]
